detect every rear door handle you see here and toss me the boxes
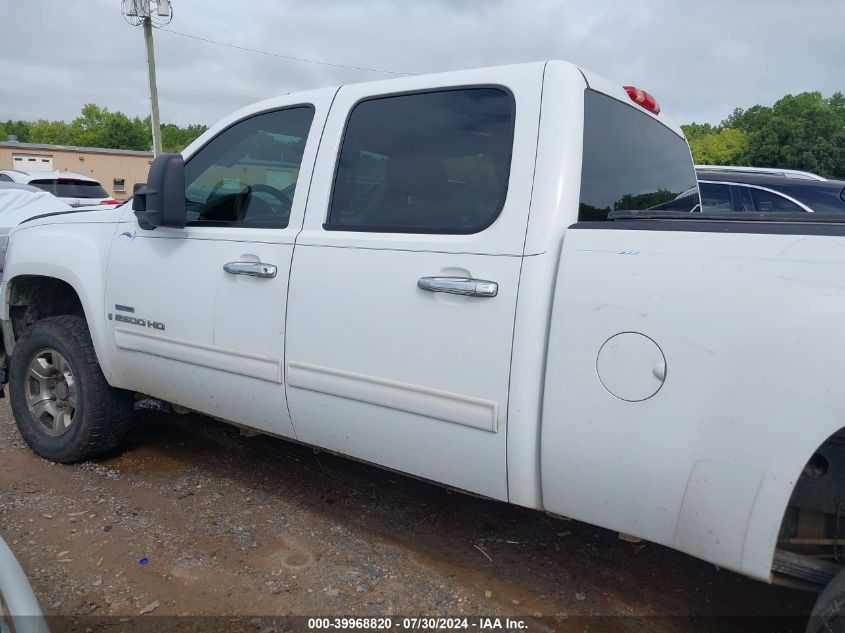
[418,276,498,297]
[223,261,277,278]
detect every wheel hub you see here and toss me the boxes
[54,380,69,401]
[26,348,78,437]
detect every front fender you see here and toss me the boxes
[2,221,120,381]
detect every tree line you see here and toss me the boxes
[0,104,207,154]
[682,91,845,179]
[2,91,844,179]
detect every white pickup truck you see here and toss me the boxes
[2,60,844,628]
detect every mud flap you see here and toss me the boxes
[0,318,10,398]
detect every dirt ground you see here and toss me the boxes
[0,400,816,632]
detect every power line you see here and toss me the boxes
[154,26,411,76]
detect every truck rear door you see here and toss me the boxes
[285,66,543,500]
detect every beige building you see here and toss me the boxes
[0,141,154,201]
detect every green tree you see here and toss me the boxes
[683,91,845,179]
[71,104,150,151]
[688,128,748,165]
[614,189,677,210]
[680,122,716,143]
[0,105,208,154]
[0,120,31,142]
[160,122,208,152]
[27,119,76,145]
[717,92,845,178]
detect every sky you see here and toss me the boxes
[1,0,843,129]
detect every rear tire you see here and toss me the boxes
[9,315,133,463]
[807,568,845,633]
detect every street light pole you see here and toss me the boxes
[142,14,163,156]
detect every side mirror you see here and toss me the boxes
[133,153,186,230]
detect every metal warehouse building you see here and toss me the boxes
[0,141,153,201]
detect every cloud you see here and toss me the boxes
[1,0,843,128]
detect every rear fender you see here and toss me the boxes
[541,226,845,581]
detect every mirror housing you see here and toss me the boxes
[133,153,186,230]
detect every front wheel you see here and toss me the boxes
[9,315,133,463]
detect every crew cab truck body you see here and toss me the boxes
[3,60,845,625]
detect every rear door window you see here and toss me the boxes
[325,88,515,234]
[699,182,735,212]
[747,187,807,213]
[579,90,698,220]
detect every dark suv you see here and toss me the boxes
[648,166,845,214]
[696,166,845,214]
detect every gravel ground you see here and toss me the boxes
[0,400,815,632]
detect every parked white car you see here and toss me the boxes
[1,60,844,631]
[0,170,119,208]
[0,183,73,274]
[0,183,72,222]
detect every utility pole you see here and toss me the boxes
[143,15,162,156]
[122,0,171,156]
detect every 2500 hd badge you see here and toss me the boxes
[108,304,166,331]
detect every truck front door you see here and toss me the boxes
[105,94,331,437]
[286,68,542,499]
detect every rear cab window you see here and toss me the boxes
[579,90,698,221]
[578,90,845,223]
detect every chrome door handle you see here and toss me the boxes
[418,276,498,297]
[223,261,277,278]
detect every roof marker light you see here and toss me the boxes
[623,85,661,115]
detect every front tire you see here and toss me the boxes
[9,315,133,463]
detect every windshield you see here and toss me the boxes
[29,178,108,199]
[579,90,698,220]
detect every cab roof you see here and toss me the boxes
[187,60,686,154]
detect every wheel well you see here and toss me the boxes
[7,276,85,342]
[774,427,845,589]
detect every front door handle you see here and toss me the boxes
[418,276,498,297]
[223,261,277,278]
